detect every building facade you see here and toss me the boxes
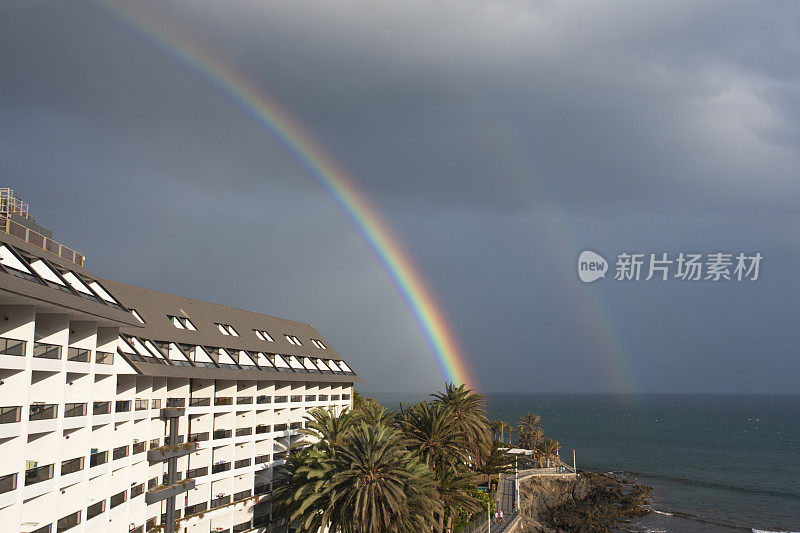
[0,190,357,533]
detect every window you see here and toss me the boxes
[0,336,25,356]
[284,334,302,346]
[234,458,251,469]
[56,510,80,532]
[25,464,53,485]
[233,520,251,532]
[64,403,86,418]
[32,525,52,533]
[112,446,129,460]
[0,473,16,493]
[93,401,111,415]
[253,329,274,342]
[109,490,127,508]
[130,309,145,323]
[255,454,270,464]
[135,399,148,411]
[30,403,57,420]
[60,457,84,476]
[95,351,114,364]
[131,483,144,498]
[67,347,89,362]
[233,489,251,501]
[133,441,146,454]
[167,315,196,331]
[0,245,40,283]
[89,451,108,467]
[311,339,327,349]
[216,323,239,336]
[210,494,231,508]
[86,500,105,520]
[186,467,207,478]
[184,502,206,515]
[151,399,161,409]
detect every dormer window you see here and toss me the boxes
[311,339,327,350]
[253,329,274,342]
[168,315,196,331]
[216,323,239,336]
[284,334,302,346]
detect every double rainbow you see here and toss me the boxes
[93,1,475,388]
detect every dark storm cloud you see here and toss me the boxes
[1,0,799,392]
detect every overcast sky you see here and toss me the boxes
[2,0,799,394]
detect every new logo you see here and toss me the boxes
[578,250,608,283]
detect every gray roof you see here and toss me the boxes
[104,280,344,361]
[0,232,140,327]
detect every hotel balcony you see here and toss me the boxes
[145,478,195,505]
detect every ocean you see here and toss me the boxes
[370,393,800,532]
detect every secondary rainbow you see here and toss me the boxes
[92,1,476,388]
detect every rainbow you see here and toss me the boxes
[91,0,476,388]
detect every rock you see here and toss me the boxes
[515,472,651,532]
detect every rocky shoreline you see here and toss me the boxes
[514,471,652,532]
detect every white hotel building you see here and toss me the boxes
[0,190,357,533]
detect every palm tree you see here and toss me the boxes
[432,382,492,463]
[537,438,561,468]
[272,445,332,532]
[399,401,466,475]
[327,423,440,532]
[438,467,481,533]
[300,406,356,455]
[517,412,544,451]
[489,420,503,442]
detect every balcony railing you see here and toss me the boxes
[32,342,60,360]
[256,395,271,404]
[234,458,251,469]
[0,473,17,494]
[24,464,54,485]
[235,427,252,437]
[95,351,114,365]
[0,406,21,424]
[186,466,208,478]
[274,396,287,403]
[273,423,287,432]
[290,422,302,430]
[255,424,270,434]
[64,403,86,418]
[66,347,89,362]
[290,395,302,403]
[233,489,252,502]
[211,462,231,474]
[213,429,232,440]
[305,395,316,402]
[186,467,208,478]
[255,454,270,464]
[210,495,231,509]
[0,337,25,356]
[188,397,210,407]
[166,398,185,408]
[29,403,57,421]
[214,397,233,406]
[236,396,253,404]
[112,446,129,460]
[60,457,84,476]
[189,432,209,443]
[89,451,108,467]
[92,401,111,415]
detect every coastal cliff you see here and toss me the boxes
[513,472,651,532]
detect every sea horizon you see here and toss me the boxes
[372,392,800,532]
